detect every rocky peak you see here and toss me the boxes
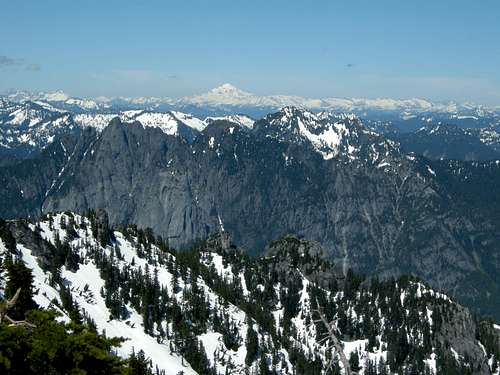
[264,235,340,288]
[255,106,401,164]
[204,114,255,129]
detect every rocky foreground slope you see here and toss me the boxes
[1,211,499,374]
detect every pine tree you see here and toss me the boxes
[349,350,361,372]
[0,219,16,253]
[0,309,128,374]
[245,319,259,366]
[259,353,270,375]
[5,260,38,320]
[128,348,153,375]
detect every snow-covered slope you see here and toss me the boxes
[2,212,498,375]
[0,100,65,127]
[3,90,103,113]
[171,110,206,131]
[0,102,210,155]
[74,110,204,140]
[204,114,255,129]
[18,217,197,374]
[123,110,191,136]
[260,107,356,160]
[9,212,291,374]
[72,113,117,131]
[255,106,401,165]
[0,101,78,155]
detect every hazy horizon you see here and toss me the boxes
[1,0,499,105]
[2,82,499,107]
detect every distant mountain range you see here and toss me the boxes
[4,83,500,120]
[393,124,500,161]
[2,92,500,162]
[0,98,255,158]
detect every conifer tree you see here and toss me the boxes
[5,260,38,320]
[245,318,259,366]
[349,350,361,372]
[0,220,16,253]
[128,348,153,375]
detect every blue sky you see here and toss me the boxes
[1,0,499,104]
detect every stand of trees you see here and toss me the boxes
[0,260,159,374]
[1,212,497,374]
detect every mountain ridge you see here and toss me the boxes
[2,107,497,318]
[4,84,499,116]
[1,211,499,374]
[1,106,500,320]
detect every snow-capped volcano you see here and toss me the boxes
[3,85,500,119]
[188,83,254,105]
[178,84,500,116]
[181,84,325,110]
[2,84,499,162]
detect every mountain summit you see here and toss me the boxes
[187,83,256,106]
[209,83,251,96]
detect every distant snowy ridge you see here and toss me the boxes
[0,98,402,165]
[204,114,255,129]
[257,106,401,164]
[74,110,254,134]
[1,92,499,166]
[183,84,444,112]
[184,84,499,115]
[4,84,499,115]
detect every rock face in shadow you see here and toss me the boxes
[3,109,499,318]
[0,127,96,219]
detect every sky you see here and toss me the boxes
[0,0,499,105]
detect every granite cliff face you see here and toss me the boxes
[0,127,96,219]
[1,108,499,317]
